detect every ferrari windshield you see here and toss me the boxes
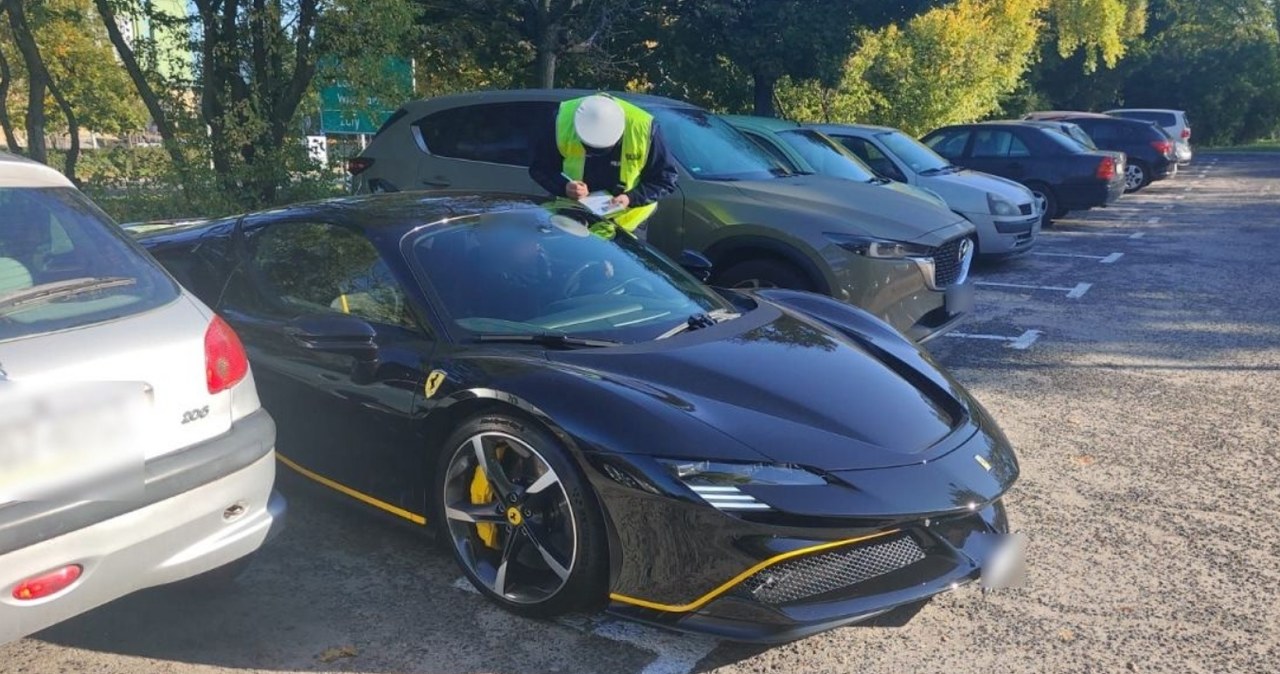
[405,208,735,343]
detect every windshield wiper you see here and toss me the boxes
[0,277,136,311]
[656,309,740,340]
[471,333,621,349]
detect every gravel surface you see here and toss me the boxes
[3,153,1277,674]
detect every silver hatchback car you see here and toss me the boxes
[0,153,285,644]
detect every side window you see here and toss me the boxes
[412,102,553,166]
[742,131,798,171]
[925,130,970,159]
[840,137,899,177]
[1082,121,1114,142]
[972,130,1015,158]
[247,221,417,330]
[1008,133,1031,157]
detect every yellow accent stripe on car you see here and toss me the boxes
[276,453,427,525]
[339,294,350,313]
[608,529,901,613]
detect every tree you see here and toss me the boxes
[779,0,1044,134]
[3,0,51,163]
[634,0,942,116]
[1049,0,1148,72]
[418,0,640,89]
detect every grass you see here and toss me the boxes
[1205,139,1280,153]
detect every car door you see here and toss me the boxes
[963,128,1033,181]
[412,102,554,193]
[923,128,973,168]
[219,217,437,515]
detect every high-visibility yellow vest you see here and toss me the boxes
[555,95,659,233]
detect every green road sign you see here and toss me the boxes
[319,58,412,135]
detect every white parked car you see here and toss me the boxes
[809,123,1042,258]
[1105,108,1193,164]
[0,152,284,644]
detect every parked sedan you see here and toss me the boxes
[350,90,977,343]
[1024,112,1176,192]
[921,121,1126,223]
[0,153,284,644]
[135,192,1022,643]
[808,122,1042,257]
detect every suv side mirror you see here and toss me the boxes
[679,250,714,282]
[284,313,378,361]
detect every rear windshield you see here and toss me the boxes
[0,187,178,343]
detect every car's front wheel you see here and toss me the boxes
[434,413,608,618]
[1027,183,1057,228]
[713,257,815,291]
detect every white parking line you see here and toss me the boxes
[1129,232,1146,239]
[1146,217,1161,224]
[946,329,1043,350]
[975,281,1092,299]
[1030,251,1123,264]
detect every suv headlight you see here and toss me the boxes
[826,233,932,259]
[660,459,827,512]
[988,193,1021,216]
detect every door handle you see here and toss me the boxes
[422,176,451,188]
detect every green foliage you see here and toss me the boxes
[779,0,1044,135]
[1049,0,1148,72]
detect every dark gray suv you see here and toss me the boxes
[351,90,977,342]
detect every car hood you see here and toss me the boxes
[726,174,966,242]
[932,169,1034,204]
[548,302,971,471]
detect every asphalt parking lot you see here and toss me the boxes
[4,152,1278,674]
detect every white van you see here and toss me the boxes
[0,153,284,644]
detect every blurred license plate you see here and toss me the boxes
[946,282,975,315]
[0,382,150,502]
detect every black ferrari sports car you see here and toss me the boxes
[135,193,1020,642]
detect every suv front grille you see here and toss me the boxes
[930,237,970,287]
[732,535,927,605]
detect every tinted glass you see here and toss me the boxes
[875,131,951,173]
[971,130,1029,158]
[0,187,178,342]
[741,130,800,171]
[414,102,553,166]
[1114,111,1177,127]
[653,108,782,180]
[777,130,877,182]
[248,221,417,329]
[924,129,971,159]
[1040,128,1089,153]
[407,209,734,343]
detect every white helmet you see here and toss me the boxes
[573,95,626,149]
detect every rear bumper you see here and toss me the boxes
[0,410,280,644]
[1058,179,1124,210]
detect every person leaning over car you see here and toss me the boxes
[528,93,678,238]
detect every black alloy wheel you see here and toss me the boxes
[714,258,815,291]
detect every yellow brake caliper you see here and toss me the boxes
[469,446,506,549]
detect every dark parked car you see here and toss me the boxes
[134,193,1021,643]
[1024,112,1176,192]
[921,121,1126,224]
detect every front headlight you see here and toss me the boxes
[825,233,932,259]
[660,459,827,512]
[987,193,1021,216]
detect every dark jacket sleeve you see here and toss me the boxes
[528,119,568,198]
[624,121,680,207]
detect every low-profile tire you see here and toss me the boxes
[1125,161,1150,193]
[712,257,815,291]
[1027,183,1057,228]
[433,413,608,619]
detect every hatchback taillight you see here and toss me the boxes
[1151,140,1173,155]
[205,315,249,394]
[346,157,374,176]
[1096,156,1116,181]
[1181,128,1191,140]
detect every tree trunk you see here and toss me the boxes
[48,77,79,185]
[93,0,189,178]
[536,42,558,88]
[753,71,777,117]
[0,42,20,153]
[6,0,48,162]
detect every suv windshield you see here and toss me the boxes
[878,131,951,173]
[651,107,783,181]
[776,130,877,182]
[405,208,737,344]
[0,187,177,342]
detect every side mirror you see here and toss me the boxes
[284,313,378,361]
[679,250,714,282]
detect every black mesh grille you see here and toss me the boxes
[931,237,967,287]
[733,535,926,605]
[1019,203,1034,216]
